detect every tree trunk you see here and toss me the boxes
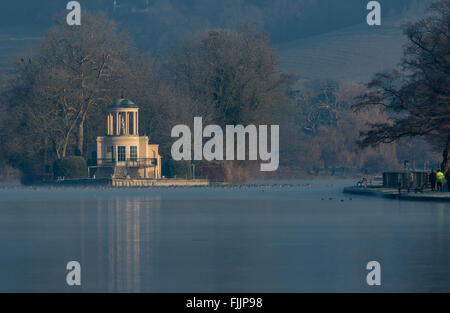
[442,133,450,173]
[77,112,87,156]
[62,136,69,158]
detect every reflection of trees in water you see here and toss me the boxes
[384,203,450,292]
[95,196,161,292]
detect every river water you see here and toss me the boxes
[0,179,449,292]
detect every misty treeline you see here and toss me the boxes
[285,81,439,178]
[0,1,445,182]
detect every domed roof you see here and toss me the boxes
[108,98,139,109]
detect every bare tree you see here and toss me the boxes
[35,12,140,156]
[354,0,450,172]
[160,27,295,182]
[164,27,294,127]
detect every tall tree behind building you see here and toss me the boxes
[163,28,294,126]
[159,28,295,181]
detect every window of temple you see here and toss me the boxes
[130,146,137,161]
[118,146,126,161]
[112,114,117,135]
[128,112,134,135]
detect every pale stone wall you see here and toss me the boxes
[96,135,162,179]
[98,136,141,161]
[148,144,162,178]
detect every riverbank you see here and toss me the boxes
[32,178,211,187]
[343,186,450,202]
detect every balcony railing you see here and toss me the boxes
[97,158,157,167]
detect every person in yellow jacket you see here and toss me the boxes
[436,170,445,191]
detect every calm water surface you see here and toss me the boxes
[0,179,449,292]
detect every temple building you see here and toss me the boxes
[90,99,162,179]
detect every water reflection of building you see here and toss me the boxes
[90,99,162,179]
[94,196,161,292]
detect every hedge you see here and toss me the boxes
[53,156,87,179]
[163,159,193,179]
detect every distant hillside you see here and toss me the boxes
[0,0,433,81]
[276,22,407,84]
[275,0,435,84]
[0,27,41,75]
[0,23,413,84]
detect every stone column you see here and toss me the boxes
[125,111,129,135]
[136,111,139,135]
[116,112,119,135]
[107,114,110,135]
[109,113,113,135]
[134,112,137,135]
